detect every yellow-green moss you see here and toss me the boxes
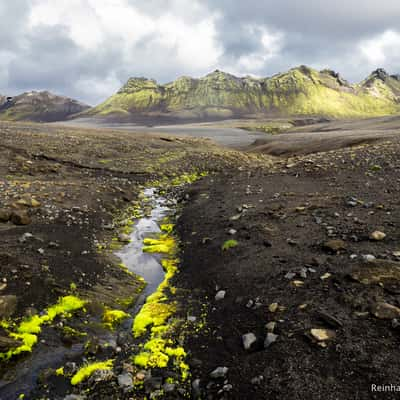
[222,239,238,251]
[142,235,177,254]
[70,359,114,385]
[55,367,64,376]
[0,296,86,361]
[103,308,130,330]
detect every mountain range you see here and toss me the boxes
[1,66,400,122]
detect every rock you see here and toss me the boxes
[0,335,22,351]
[88,368,115,384]
[310,328,336,341]
[228,229,237,235]
[251,375,264,385]
[265,322,276,332]
[118,233,131,243]
[0,209,11,223]
[0,295,17,318]
[145,376,162,392]
[362,254,376,262]
[210,366,228,379]
[369,231,386,241]
[323,239,346,252]
[269,303,279,313]
[192,379,201,399]
[264,332,278,348]
[372,302,400,320]
[117,372,133,391]
[19,232,34,243]
[284,272,296,280]
[163,382,176,393]
[242,333,257,350]
[10,210,31,225]
[64,395,86,400]
[215,290,226,301]
[320,273,332,280]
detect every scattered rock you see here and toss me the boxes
[117,372,133,391]
[310,328,336,341]
[369,231,386,241]
[269,303,279,313]
[19,232,34,243]
[210,366,228,379]
[264,332,278,348]
[242,332,257,350]
[323,239,346,252]
[265,322,276,332]
[215,290,226,301]
[10,210,31,225]
[372,302,400,320]
[118,233,131,243]
[0,209,11,223]
[0,295,17,318]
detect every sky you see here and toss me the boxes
[0,0,399,105]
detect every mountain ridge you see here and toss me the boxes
[85,66,400,121]
[0,91,90,122]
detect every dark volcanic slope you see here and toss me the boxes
[0,91,90,122]
[177,138,400,400]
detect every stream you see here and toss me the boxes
[0,188,174,400]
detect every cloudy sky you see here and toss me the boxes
[1,0,399,105]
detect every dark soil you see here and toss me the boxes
[176,138,400,399]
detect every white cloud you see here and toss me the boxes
[359,30,400,65]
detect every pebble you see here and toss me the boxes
[192,378,201,399]
[264,332,278,348]
[251,375,264,385]
[228,229,237,235]
[369,231,386,241]
[242,333,257,350]
[310,328,336,341]
[265,322,276,332]
[320,273,331,280]
[323,239,346,252]
[210,366,228,379]
[372,302,400,320]
[284,272,296,280]
[215,290,226,301]
[362,254,376,262]
[19,232,34,243]
[117,373,133,390]
[269,303,279,313]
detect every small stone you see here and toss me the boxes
[31,198,41,207]
[310,328,336,341]
[192,379,201,399]
[284,272,296,280]
[228,229,237,235]
[0,295,17,318]
[242,333,257,350]
[251,375,264,385]
[369,231,386,241]
[210,366,228,379]
[323,239,346,252]
[10,210,31,225]
[163,383,176,393]
[187,315,197,322]
[264,332,278,348]
[362,254,376,262]
[64,395,86,400]
[265,322,276,332]
[393,251,400,258]
[118,233,131,243]
[223,384,233,392]
[372,302,400,320]
[269,303,279,313]
[19,232,34,243]
[320,273,332,280]
[292,280,304,287]
[215,290,226,301]
[0,209,11,223]
[118,373,133,390]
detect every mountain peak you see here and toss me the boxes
[370,68,389,81]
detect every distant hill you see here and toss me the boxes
[84,66,400,122]
[0,91,90,122]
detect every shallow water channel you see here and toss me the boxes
[0,188,174,399]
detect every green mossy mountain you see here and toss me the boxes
[86,66,400,121]
[0,91,90,122]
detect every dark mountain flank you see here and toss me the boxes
[0,91,90,122]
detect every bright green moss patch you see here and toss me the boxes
[143,235,176,254]
[160,224,175,234]
[222,239,238,251]
[55,367,64,376]
[70,359,114,385]
[103,308,130,330]
[0,296,86,361]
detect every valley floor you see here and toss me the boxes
[0,119,400,399]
